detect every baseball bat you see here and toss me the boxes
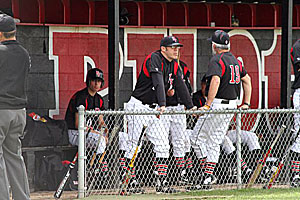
[246,124,286,188]
[54,127,91,199]
[89,127,108,166]
[119,125,147,195]
[264,128,299,189]
[86,125,120,196]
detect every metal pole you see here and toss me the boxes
[78,105,85,198]
[236,112,242,189]
[281,0,293,108]
[108,0,120,109]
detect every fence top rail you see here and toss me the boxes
[83,108,300,116]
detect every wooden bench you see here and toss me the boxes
[22,145,77,191]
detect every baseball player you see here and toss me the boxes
[191,30,252,189]
[289,39,300,187]
[65,68,108,176]
[190,83,259,184]
[163,60,194,186]
[221,129,262,183]
[123,36,194,194]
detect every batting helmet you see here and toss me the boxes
[86,68,104,88]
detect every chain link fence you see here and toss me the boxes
[76,108,299,197]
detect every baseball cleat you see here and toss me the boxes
[156,179,179,194]
[202,174,217,190]
[127,179,145,194]
[291,175,300,188]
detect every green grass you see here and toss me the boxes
[186,188,300,199]
[81,188,300,200]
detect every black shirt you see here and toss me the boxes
[0,40,30,109]
[65,88,105,130]
[291,40,300,89]
[192,90,206,108]
[132,50,193,109]
[166,61,193,106]
[205,52,247,100]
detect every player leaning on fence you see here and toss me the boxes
[123,36,195,194]
[191,30,252,189]
[289,39,300,187]
[65,68,108,177]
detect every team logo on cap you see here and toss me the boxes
[96,70,101,77]
[172,36,177,42]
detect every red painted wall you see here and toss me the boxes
[52,32,108,119]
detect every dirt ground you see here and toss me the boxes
[29,191,78,200]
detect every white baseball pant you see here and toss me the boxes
[125,97,169,159]
[191,98,237,163]
[162,105,186,157]
[68,129,106,154]
[226,130,261,152]
[119,131,128,151]
[292,88,300,153]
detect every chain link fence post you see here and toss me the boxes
[236,110,242,189]
[78,105,85,198]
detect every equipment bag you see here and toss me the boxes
[35,151,66,191]
[22,114,69,147]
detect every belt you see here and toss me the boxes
[142,103,157,109]
[221,100,230,104]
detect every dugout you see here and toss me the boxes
[0,0,299,194]
[0,0,298,27]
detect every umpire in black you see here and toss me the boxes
[0,14,31,199]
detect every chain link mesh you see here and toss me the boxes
[80,109,299,196]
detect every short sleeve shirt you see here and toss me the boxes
[65,88,105,130]
[205,52,247,100]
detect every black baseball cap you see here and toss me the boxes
[0,14,16,32]
[208,30,230,45]
[160,36,183,47]
[87,68,104,80]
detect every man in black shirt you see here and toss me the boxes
[0,14,31,200]
[65,68,108,174]
[289,39,300,187]
[191,30,252,189]
[123,36,194,193]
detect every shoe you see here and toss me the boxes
[186,184,202,191]
[119,169,144,195]
[185,170,204,191]
[186,174,217,191]
[202,174,217,190]
[127,178,145,194]
[178,169,190,186]
[156,179,179,194]
[291,174,300,188]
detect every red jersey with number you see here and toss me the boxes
[205,52,247,100]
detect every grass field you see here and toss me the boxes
[81,188,300,200]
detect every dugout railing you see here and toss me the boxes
[76,106,299,198]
